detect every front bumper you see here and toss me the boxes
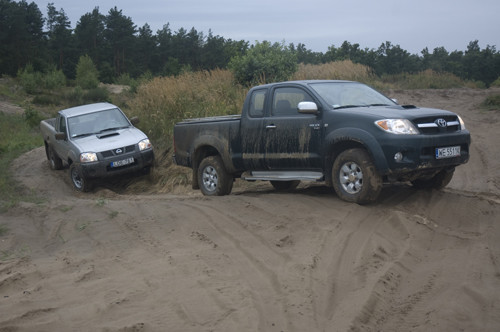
[378,130,471,178]
[80,148,154,179]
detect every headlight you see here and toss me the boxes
[80,152,98,163]
[457,115,466,130]
[375,119,419,135]
[138,138,152,151]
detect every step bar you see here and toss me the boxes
[241,171,324,182]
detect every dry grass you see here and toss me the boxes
[381,69,483,89]
[126,69,246,193]
[128,69,245,149]
[292,60,375,82]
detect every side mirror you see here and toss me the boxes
[130,116,140,125]
[298,101,319,115]
[55,132,67,140]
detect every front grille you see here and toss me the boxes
[414,116,460,134]
[100,144,136,158]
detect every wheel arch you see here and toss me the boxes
[323,128,388,186]
[191,135,233,190]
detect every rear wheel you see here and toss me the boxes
[48,146,63,170]
[270,180,300,191]
[198,156,233,196]
[411,169,455,190]
[70,164,92,192]
[332,148,382,204]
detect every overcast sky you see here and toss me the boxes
[33,0,499,55]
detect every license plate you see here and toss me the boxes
[111,157,134,168]
[435,146,461,159]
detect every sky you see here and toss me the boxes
[32,0,500,55]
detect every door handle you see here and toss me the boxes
[266,124,277,129]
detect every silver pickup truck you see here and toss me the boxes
[40,102,154,191]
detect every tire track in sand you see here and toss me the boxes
[177,199,292,332]
[310,207,411,331]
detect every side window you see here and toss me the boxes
[58,116,67,134]
[272,87,314,116]
[249,89,266,117]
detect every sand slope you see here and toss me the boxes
[1,88,499,331]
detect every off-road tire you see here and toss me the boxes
[332,148,382,204]
[48,146,63,170]
[198,156,233,196]
[70,163,92,192]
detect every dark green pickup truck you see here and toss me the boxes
[173,80,470,204]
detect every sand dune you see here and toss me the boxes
[1,88,499,331]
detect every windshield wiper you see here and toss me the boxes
[98,126,128,133]
[368,103,391,107]
[333,104,368,110]
[72,132,94,138]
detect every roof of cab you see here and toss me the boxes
[59,103,118,118]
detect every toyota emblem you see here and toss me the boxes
[436,118,447,128]
[115,148,123,154]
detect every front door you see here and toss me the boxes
[264,86,322,170]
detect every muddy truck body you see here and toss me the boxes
[173,80,470,203]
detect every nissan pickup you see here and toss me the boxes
[173,80,470,204]
[41,102,154,191]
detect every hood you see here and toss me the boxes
[335,105,457,120]
[72,127,148,153]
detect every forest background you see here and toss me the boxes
[1,0,500,87]
[1,0,500,206]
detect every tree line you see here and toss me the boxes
[1,0,499,86]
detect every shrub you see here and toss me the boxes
[23,107,43,128]
[83,87,109,103]
[43,66,66,89]
[67,86,84,105]
[481,94,500,111]
[32,94,59,106]
[128,69,245,150]
[292,60,374,82]
[492,77,500,87]
[229,41,297,85]
[17,64,42,94]
[381,70,482,89]
[76,55,100,89]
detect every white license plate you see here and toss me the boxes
[435,146,461,159]
[111,157,134,167]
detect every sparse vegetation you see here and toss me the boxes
[380,69,484,89]
[0,110,44,211]
[0,224,8,236]
[480,94,500,111]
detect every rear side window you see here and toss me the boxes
[248,89,266,117]
[58,116,66,134]
[272,87,314,116]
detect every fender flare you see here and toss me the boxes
[324,127,389,173]
[190,134,234,189]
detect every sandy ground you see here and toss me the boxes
[1,88,500,331]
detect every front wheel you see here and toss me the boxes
[70,164,92,192]
[198,156,233,196]
[332,148,382,204]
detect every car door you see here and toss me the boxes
[53,115,71,159]
[264,86,322,170]
[241,88,269,170]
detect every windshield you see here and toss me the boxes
[68,108,130,138]
[309,82,397,109]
